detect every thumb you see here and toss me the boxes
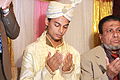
[105,57,109,66]
[47,52,51,59]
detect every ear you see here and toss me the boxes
[99,34,103,43]
[45,18,49,26]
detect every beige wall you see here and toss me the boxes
[60,0,94,53]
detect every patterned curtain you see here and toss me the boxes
[92,0,112,47]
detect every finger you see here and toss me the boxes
[53,52,63,60]
[51,56,62,69]
[113,59,120,71]
[64,53,69,60]
[67,54,73,65]
[57,58,63,65]
[53,51,60,57]
[56,54,63,64]
[47,52,51,60]
[111,58,120,66]
[63,54,72,65]
[63,55,67,65]
[68,53,72,60]
[66,53,72,62]
[51,52,63,64]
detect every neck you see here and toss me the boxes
[103,44,120,53]
[112,50,120,54]
[46,33,62,48]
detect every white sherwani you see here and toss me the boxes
[20,31,80,80]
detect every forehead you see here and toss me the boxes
[103,20,120,29]
[50,16,69,24]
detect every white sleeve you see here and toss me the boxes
[60,51,80,80]
[20,51,55,80]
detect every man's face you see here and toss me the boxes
[46,16,70,41]
[100,20,120,47]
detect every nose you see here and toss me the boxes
[113,31,119,38]
[58,27,64,34]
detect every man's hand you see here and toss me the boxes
[1,0,12,9]
[106,57,120,79]
[62,53,73,72]
[46,51,63,72]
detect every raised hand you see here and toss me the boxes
[62,53,73,72]
[1,0,12,9]
[46,51,63,72]
[106,57,120,79]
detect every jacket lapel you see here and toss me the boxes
[95,46,107,74]
[0,18,12,80]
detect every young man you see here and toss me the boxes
[0,0,20,80]
[81,15,120,80]
[20,1,80,80]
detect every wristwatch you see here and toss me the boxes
[2,8,10,14]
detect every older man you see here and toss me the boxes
[20,1,80,80]
[0,0,20,80]
[81,15,120,80]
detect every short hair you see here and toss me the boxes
[98,15,120,34]
[47,17,70,22]
[47,18,51,22]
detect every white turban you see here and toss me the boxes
[46,1,81,21]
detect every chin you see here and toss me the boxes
[110,44,120,50]
[54,38,61,42]
[112,43,120,46]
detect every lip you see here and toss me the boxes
[112,40,120,43]
[56,34,62,38]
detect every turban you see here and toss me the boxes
[46,1,81,21]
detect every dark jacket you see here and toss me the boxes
[0,4,20,80]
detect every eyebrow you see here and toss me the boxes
[55,22,61,25]
[54,21,69,26]
[110,24,120,27]
[64,24,69,27]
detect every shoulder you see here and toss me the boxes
[81,46,104,60]
[82,46,103,55]
[24,38,44,54]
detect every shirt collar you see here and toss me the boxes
[46,34,64,48]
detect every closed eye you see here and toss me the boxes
[63,24,69,29]
[54,22,60,27]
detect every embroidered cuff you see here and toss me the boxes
[61,64,75,74]
[45,63,56,75]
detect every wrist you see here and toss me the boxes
[2,8,9,14]
[62,64,75,73]
[106,71,115,79]
[62,66,71,72]
[45,62,55,75]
